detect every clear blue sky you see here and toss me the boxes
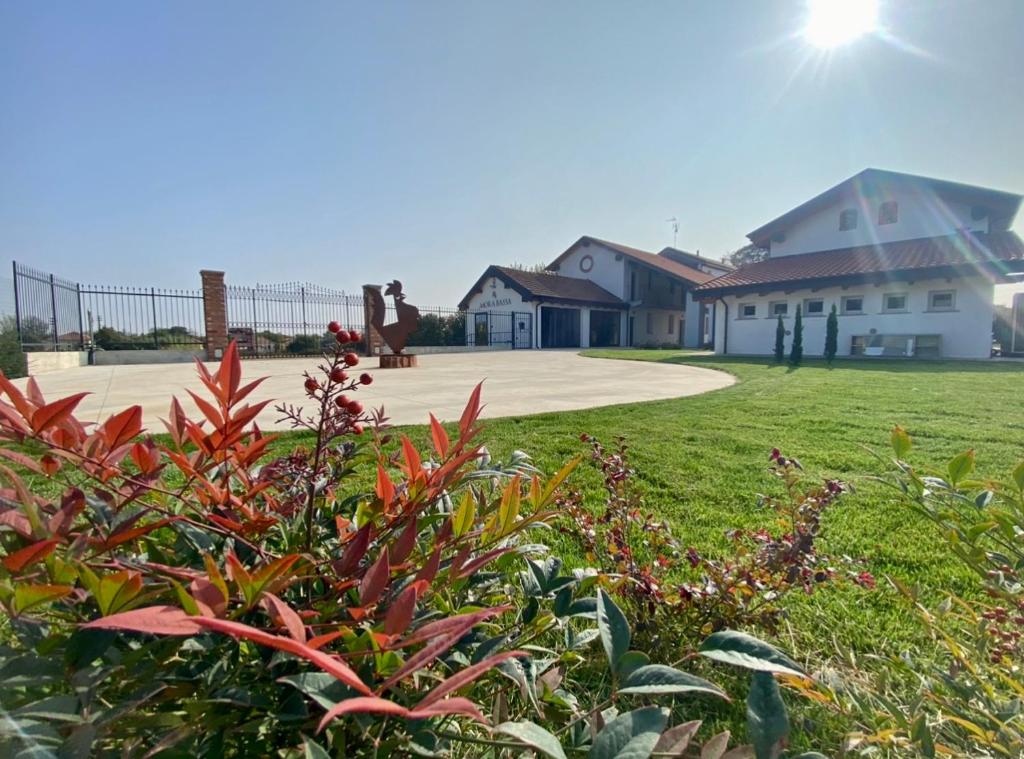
[2,1,1022,305]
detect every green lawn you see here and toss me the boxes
[271,351,1024,664]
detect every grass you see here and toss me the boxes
[271,351,1024,663]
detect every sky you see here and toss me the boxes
[1,1,1023,306]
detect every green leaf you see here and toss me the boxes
[891,426,911,459]
[616,651,650,681]
[452,492,475,539]
[746,672,789,759]
[596,589,630,674]
[947,449,975,487]
[698,631,805,678]
[1012,460,1024,492]
[278,673,351,709]
[13,694,82,723]
[495,721,567,759]
[302,735,332,759]
[619,665,727,698]
[589,706,667,759]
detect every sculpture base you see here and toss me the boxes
[379,354,418,369]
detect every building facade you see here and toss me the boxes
[460,236,731,349]
[696,169,1024,359]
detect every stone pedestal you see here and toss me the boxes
[379,354,418,369]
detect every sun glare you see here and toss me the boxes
[803,0,879,49]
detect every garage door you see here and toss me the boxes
[541,307,580,348]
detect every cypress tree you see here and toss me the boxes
[774,314,785,363]
[789,305,803,365]
[824,303,838,364]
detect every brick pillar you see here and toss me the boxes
[362,284,386,357]
[200,270,229,360]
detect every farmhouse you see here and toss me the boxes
[696,169,1024,358]
[459,236,731,349]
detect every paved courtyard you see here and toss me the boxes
[14,350,734,431]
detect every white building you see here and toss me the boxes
[459,236,732,349]
[696,169,1024,359]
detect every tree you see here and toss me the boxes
[726,243,769,269]
[824,304,839,364]
[0,317,26,378]
[774,314,785,363]
[506,262,549,273]
[789,305,803,366]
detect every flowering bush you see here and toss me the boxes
[0,332,831,757]
[562,436,872,655]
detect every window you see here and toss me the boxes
[769,301,788,317]
[646,312,653,334]
[803,298,824,316]
[667,314,675,334]
[928,290,956,311]
[851,334,942,358]
[630,271,637,300]
[879,201,898,225]
[882,293,908,313]
[839,209,858,231]
[841,296,864,315]
[739,303,757,319]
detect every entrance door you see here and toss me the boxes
[473,313,489,346]
[589,310,620,347]
[540,307,580,348]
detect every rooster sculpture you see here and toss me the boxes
[367,280,420,354]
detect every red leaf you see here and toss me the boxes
[98,518,174,550]
[391,516,417,565]
[0,371,35,420]
[40,455,60,476]
[335,525,371,577]
[379,607,508,692]
[317,697,410,732]
[414,545,442,587]
[307,630,345,650]
[186,390,224,429]
[383,584,418,637]
[161,397,189,447]
[189,577,227,617]
[0,447,43,474]
[2,538,61,572]
[31,393,89,434]
[0,508,33,538]
[458,382,484,437]
[83,605,203,636]
[429,414,449,458]
[399,606,509,648]
[415,651,524,708]
[218,340,242,402]
[262,593,306,643]
[456,546,514,579]
[375,464,395,507]
[400,436,423,481]
[192,616,372,695]
[100,406,143,450]
[408,697,486,723]
[359,547,390,606]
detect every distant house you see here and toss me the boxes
[459,236,732,349]
[696,169,1024,358]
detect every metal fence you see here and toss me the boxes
[225,282,368,357]
[12,262,205,352]
[467,311,533,349]
[226,282,471,357]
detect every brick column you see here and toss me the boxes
[200,270,229,360]
[362,284,386,357]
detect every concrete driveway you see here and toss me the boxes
[13,351,734,430]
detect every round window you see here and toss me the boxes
[579,254,594,273]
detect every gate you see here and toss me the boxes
[466,311,532,349]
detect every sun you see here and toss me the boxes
[803,0,879,49]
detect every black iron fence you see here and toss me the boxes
[13,262,205,352]
[467,311,533,349]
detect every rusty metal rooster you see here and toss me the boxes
[367,280,420,354]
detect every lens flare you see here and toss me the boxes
[803,0,879,49]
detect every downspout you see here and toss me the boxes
[534,301,542,349]
[716,297,729,354]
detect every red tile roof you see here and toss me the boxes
[458,265,626,310]
[695,231,1024,295]
[548,236,718,286]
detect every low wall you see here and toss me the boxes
[27,351,88,375]
[93,350,205,366]
[379,344,514,356]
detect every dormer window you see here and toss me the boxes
[839,209,858,231]
[879,201,898,225]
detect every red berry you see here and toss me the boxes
[343,352,360,367]
[327,321,341,333]
[359,373,373,385]
[352,423,364,435]
[335,394,350,408]
[347,400,364,415]
[335,330,351,344]
[348,330,362,343]
[304,378,318,394]
[330,367,348,383]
